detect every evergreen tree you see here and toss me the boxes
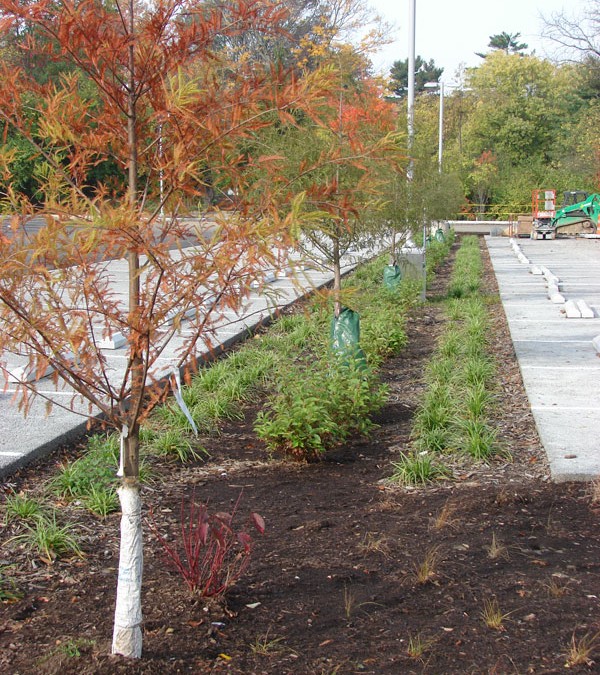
[389,55,443,98]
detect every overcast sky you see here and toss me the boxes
[368,0,590,82]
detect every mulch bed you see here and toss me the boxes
[1,238,599,674]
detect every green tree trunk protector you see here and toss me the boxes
[383,264,402,289]
[330,308,367,368]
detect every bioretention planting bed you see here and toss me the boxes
[1,235,600,674]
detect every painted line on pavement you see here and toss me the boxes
[520,365,600,371]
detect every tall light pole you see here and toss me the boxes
[424,80,446,173]
[437,81,444,173]
[407,0,416,181]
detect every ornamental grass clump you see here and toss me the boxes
[49,434,120,516]
[391,451,449,486]
[12,512,83,564]
[4,493,47,523]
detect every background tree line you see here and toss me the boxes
[388,20,600,219]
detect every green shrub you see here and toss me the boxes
[255,355,386,461]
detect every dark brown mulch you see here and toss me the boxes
[1,238,600,674]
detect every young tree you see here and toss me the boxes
[467,150,498,215]
[0,0,326,658]
[247,51,400,319]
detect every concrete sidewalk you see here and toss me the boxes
[0,243,387,478]
[486,235,600,482]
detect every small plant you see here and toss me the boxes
[82,484,119,518]
[50,433,119,501]
[87,432,120,460]
[542,574,571,598]
[431,501,458,531]
[391,452,448,486]
[0,569,22,602]
[148,491,265,597]
[406,632,436,659]
[13,513,83,564]
[343,584,355,620]
[425,357,454,383]
[481,597,510,630]
[462,358,494,387]
[486,532,508,560]
[358,532,390,557]
[437,329,462,359]
[149,429,205,463]
[565,630,600,668]
[457,417,497,460]
[414,547,441,585]
[249,628,285,656]
[58,637,95,657]
[414,426,452,454]
[4,492,46,522]
[35,638,95,667]
[464,382,494,418]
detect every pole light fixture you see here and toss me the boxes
[424,80,444,173]
[407,0,416,181]
[424,81,471,173]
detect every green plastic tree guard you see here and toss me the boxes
[330,308,367,368]
[383,264,402,289]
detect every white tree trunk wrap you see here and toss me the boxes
[112,483,143,658]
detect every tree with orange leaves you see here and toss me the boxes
[0,0,328,658]
[246,49,402,320]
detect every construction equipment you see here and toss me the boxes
[532,189,600,239]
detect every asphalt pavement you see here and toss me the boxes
[486,235,600,482]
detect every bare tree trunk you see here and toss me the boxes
[112,0,144,657]
[332,235,342,318]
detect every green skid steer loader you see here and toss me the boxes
[532,191,600,239]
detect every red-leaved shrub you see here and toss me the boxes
[148,492,265,596]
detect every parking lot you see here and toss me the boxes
[487,235,600,481]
